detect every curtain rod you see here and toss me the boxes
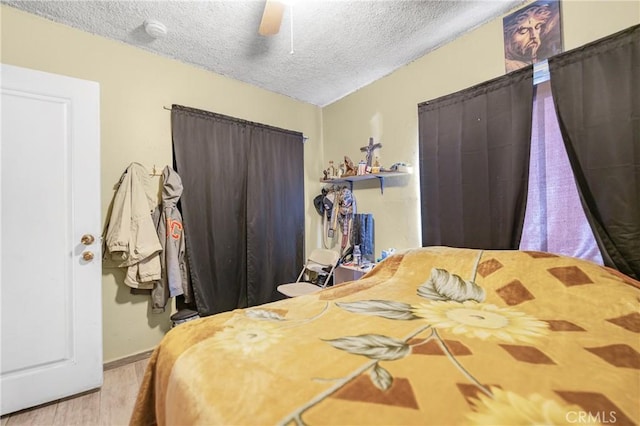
[162,105,308,142]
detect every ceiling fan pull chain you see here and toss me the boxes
[289,4,294,54]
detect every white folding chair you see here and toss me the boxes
[277,249,341,297]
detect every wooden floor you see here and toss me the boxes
[0,357,149,426]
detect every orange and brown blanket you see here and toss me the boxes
[131,246,639,425]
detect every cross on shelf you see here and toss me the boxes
[360,137,383,167]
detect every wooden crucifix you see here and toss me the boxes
[360,137,383,167]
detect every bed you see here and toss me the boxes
[130,246,639,425]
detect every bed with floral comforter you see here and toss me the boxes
[131,246,639,425]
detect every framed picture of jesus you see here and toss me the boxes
[503,0,563,73]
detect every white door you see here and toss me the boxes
[0,64,102,415]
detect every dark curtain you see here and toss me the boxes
[549,24,640,279]
[418,66,534,249]
[247,126,305,305]
[352,214,375,263]
[171,105,304,315]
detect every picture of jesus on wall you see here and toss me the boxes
[503,0,563,72]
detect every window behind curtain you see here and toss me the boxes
[519,81,603,264]
[417,66,534,250]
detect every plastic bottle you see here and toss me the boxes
[353,245,361,266]
[357,160,366,175]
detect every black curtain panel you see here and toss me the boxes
[549,24,640,279]
[171,105,304,315]
[246,126,304,306]
[352,213,375,264]
[418,66,534,249]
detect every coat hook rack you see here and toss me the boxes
[149,165,163,176]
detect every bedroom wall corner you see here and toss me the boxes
[304,107,328,257]
[321,0,640,258]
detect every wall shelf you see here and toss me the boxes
[320,172,408,194]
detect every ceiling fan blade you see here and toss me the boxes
[259,0,285,36]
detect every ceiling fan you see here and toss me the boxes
[259,0,285,36]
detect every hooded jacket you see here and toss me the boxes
[151,166,192,313]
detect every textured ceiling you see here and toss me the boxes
[3,0,526,106]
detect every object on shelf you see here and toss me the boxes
[329,160,337,178]
[357,160,366,175]
[327,160,338,179]
[389,162,413,174]
[371,157,381,173]
[360,137,383,167]
[322,160,340,180]
[342,156,357,177]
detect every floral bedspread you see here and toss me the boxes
[130,246,639,425]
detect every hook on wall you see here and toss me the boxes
[149,165,163,176]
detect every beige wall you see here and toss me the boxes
[1,1,638,363]
[1,5,323,362]
[321,1,640,255]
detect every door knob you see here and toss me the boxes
[82,251,94,261]
[81,234,95,245]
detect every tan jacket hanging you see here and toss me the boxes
[104,162,162,288]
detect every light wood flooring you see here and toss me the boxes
[1,357,149,426]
